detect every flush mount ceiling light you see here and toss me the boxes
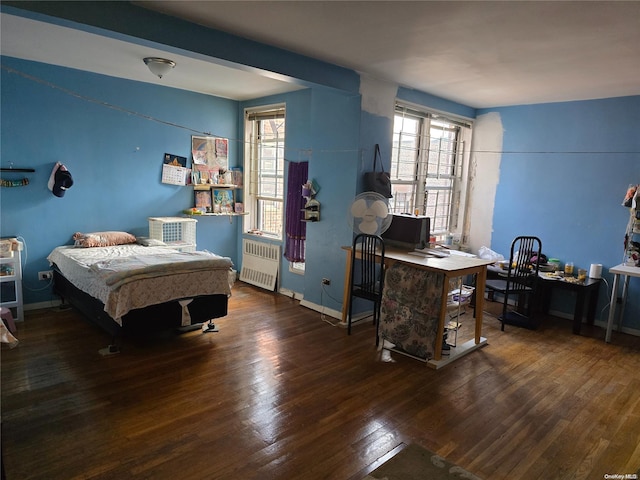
[143,57,176,79]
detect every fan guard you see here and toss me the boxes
[347,192,392,235]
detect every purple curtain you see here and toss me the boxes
[284,161,308,263]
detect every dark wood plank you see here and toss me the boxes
[1,283,639,479]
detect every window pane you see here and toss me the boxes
[391,113,420,214]
[291,261,305,273]
[390,184,414,214]
[258,199,283,236]
[259,176,283,198]
[426,188,452,233]
[392,115,420,182]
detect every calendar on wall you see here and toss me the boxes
[161,163,189,186]
[161,153,189,186]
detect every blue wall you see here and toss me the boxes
[302,88,362,309]
[481,97,640,329]
[1,57,239,303]
[239,87,362,309]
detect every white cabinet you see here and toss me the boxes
[0,239,24,323]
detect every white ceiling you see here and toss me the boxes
[0,13,305,101]
[3,1,640,108]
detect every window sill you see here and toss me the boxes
[244,231,282,242]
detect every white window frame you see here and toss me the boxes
[390,103,473,241]
[243,105,286,239]
[289,261,305,274]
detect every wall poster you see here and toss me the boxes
[191,135,228,171]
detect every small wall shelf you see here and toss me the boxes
[197,212,249,216]
[192,184,238,191]
[185,212,249,224]
[302,198,320,222]
[0,167,35,173]
[1,166,35,188]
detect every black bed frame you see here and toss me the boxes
[52,269,229,348]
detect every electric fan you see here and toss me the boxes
[347,192,392,235]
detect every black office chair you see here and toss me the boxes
[347,233,385,345]
[486,235,542,331]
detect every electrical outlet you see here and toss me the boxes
[321,278,331,286]
[38,270,53,281]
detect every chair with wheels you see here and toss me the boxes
[347,233,385,345]
[486,235,542,330]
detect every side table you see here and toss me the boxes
[538,275,602,334]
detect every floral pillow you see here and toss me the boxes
[73,231,137,248]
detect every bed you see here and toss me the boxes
[47,242,234,348]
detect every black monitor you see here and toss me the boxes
[382,214,430,250]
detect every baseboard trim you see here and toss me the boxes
[298,299,343,322]
[278,287,304,301]
[24,299,62,312]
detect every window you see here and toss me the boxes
[390,104,472,239]
[290,261,305,274]
[244,106,286,238]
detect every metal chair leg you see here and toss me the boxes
[375,301,381,346]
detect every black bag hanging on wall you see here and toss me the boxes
[364,144,393,198]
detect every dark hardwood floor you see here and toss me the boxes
[1,282,639,480]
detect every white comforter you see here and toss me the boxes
[48,245,234,324]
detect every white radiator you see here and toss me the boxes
[239,239,280,291]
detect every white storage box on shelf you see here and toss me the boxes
[148,217,197,252]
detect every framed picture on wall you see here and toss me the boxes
[231,167,243,187]
[212,188,234,213]
[194,190,212,212]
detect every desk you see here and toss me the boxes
[538,275,602,334]
[341,247,493,368]
[605,263,640,343]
